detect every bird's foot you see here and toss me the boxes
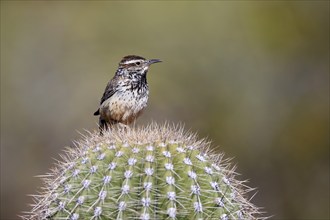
[118,123,130,132]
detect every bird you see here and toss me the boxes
[94,55,161,134]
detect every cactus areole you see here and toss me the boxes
[24,124,263,220]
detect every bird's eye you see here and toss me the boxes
[135,62,141,65]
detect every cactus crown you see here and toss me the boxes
[23,123,263,219]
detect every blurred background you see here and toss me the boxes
[1,1,329,219]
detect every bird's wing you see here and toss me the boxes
[94,78,118,116]
[100,79,117,105]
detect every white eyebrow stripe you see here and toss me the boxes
[122,59,144,65]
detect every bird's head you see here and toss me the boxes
[118,55,161,76]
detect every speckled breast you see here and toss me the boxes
[100,88,149,125]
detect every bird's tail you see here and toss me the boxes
[94,109,100,116]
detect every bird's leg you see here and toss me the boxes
[99,119,106,136]
[99,119,113,136]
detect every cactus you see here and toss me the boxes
[24,124,263,220]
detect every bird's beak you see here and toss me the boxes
[148,59,162,65]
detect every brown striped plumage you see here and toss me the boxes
[94,55,161,134]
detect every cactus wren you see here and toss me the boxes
[94,55,161,134]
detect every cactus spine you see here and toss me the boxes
[24,124,263,219]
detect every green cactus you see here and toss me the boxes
[24,124,263,220]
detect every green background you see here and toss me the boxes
[1,1,329,219]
